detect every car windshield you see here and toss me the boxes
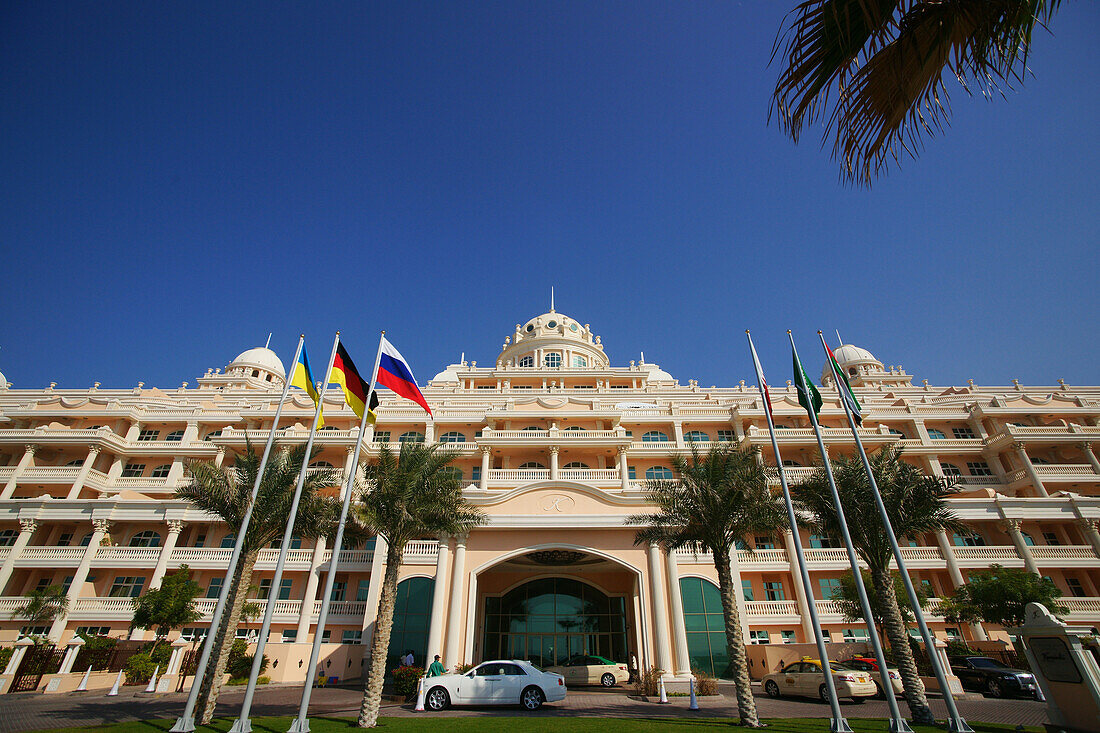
[969,657,1008,670]
[828,662,853,671]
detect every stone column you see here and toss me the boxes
[1080,442,1100,475]
[1076,518,1100,559]
[213,446,227,468]
[149,521,184,588]
[729,547,751,641]
[360,535,387,648]
[166,637,190,676]
[0,638,34,692]
[1014,442,1048,497]
[1003,519,1041,576]
[934,530,987,641]
[296,537,328,640]
[66,446,102,500]
[444,534,468,665]
[646,543,673,674]
[479,448,490,491]
[182,421,200,444]
[124,420,143,442]
[549,446,559,480]
[424,422,435,444]
[58,636,85,674]
[618,447,631,491]
[1,445,37,500]
[663,549,691,676]
[0,519,37,595]
[782,530,817,640]
[49,519,110,641]
[672,421,684,448]
[426,535,452,661]
[341,445,357,495]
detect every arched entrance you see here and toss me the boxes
[384,576,434,671]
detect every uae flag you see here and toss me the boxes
[825,342,863,425]
[792,348,822,418]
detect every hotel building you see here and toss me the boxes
[1,307,1099,681]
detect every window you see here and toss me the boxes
[75,626,111,637]
[385,577,435,675]
[684,431,709,442]
[642,431,670,442]
[343,629,363,643]
[518,356,534,368]
[628,466,636,480]
[842,628,870,642]
[1043,532,1061,546]
[137,429,160,442]
[1031,457,1050,465]
[645,466,673,480]
[1067,578,1086,597]
[749,630,770,644]
[357,579,371,602]
[764,581,785,601]
[278,579,293,600]
[967,461,993,476]
[717,430,736,442]
[0,530,18,547]
[121,463,146,477]
[257,579,273,599]
[888,428,906,438]
[927,428,947,440]
[519,462,545,469]
[319,426,338,431]
[755,536,776,550]
[741,579,754,601]
[19,626,49,638]
[57,532,73,547]
[281,630,297,642]
[269,537,302,549]
[563,461,589,469]
[35,577,52,591]
[476,385,495,390]
[204,430,223,441]
[207,578,223,598]
[194,533,206,548]
[108,576,145,597]
[920,579,935,596]
[952,532,986,547]
[809,535,837,548]
[944,627,962,640]
[373,431,391,443]
[679,577,730,677]
[522,426,542,431]
[782,630,797,644]
[220,534,237,548]
[470,466,481,481]
[79,533,92,546]
[321,630,331,641]
[330,581,346,602]
[940,463,962,477]
[439,467,463,481]
[164,430,185,442]
[952,427,977,439]
[563,426,585,432]
[129,531,161,547]
[818,578,842,599]
[782,459,802,467]
[572,356,587,368]
[544,353,562,368]
[180,628,206,641]
[310,461,334,469]
[398,432,425,444]
[150,464,171,478]
[65,458,84,467]
[439,432,466,443]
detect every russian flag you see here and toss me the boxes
[377,337,432,416]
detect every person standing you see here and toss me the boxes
[403,650,415,667]
[427,655,447,677]
[628,653,639,684]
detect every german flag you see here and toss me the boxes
[330,343,379,424]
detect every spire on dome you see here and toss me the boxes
[550,286,555,313]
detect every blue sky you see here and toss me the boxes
[2,2,1097,392]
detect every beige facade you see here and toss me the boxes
[1,308,1099,682]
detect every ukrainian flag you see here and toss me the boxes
[291,347,324,427]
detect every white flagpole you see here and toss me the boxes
[289,331,386,733]
[790,331,912,733]
[231,333,342,733]
[746,331,849,733]
[171,335,305,733]
[818,331,973,733]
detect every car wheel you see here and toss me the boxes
[764,680,781,698]
[521,686,545,710]
[873,682,885,699]
[819,684,832,703]
[850,695,866,704]
[987,679,1004,698]
[601,673,616,688]
[425,687,450,711]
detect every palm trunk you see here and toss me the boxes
[196,549,258,725]
[713,548,761,727]
[870,567,934,725]
[358,541,403,728]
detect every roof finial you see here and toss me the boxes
[265,332,272,349]
[835,329,843,346]
[550,286,555,313]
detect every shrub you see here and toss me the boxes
[124,652,157,685]
[454,662,474,674]
[227,675,270,686]
[0,648,11,671]
[141,640,172,666]
[227,652,268,680]
[392,665,424,699]
[692,668,718,696]
[945,638,975,657]
[635,666,664,697]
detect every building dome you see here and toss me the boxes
[822,343,882,383]
[431,367,460,383]
[0,369,7,389]
[227,346,286,379]
[497,307,610,369]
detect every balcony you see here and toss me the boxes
[745,600,801,622]
[1027,464,1098,481]
[15,546,86,567]
[951,546,1025,567]
[1028,545,1100,566]
[986,424,1100,449]
[477,429,628,446]
[92,547,163,567]
[484,468,622,488]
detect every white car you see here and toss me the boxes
[423,659,567,711]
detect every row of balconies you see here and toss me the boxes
[742,596,1100,625]
[673,544,1100,570]
[0,595,369,624]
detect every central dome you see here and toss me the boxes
[497,308,609,369]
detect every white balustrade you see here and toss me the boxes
[17,547,86,563]
[170,548,233,565]
[952,546,1021,562]
[93,547,163,564]
[404,540,440,562]
[1029,545,1098,561]
[488,469,551,482]
[1033,464,1099,477]
[745,600,799,617]
[557,469,620,482]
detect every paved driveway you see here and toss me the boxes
[0,682,1050,732]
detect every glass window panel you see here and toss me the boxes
[679,577,706,613]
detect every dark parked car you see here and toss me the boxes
[948,655,1039,699]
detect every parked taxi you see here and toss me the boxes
[762,658,877,703]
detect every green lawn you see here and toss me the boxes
[35,717,1044,733]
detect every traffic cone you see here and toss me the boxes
[689,677,699,710]
[657,676,668,703]
[107,670,124,696]
[144,665,160,693]
[76,666,91,692]
[414,676,426,711]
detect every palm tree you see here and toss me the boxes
[177,443,344,725]
[626,444,788,728]
[793,445,964,725]
[12,585,69,640]
[355,442,486,729]
[771,0,1063,184]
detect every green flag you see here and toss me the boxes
[793,348,822,418]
